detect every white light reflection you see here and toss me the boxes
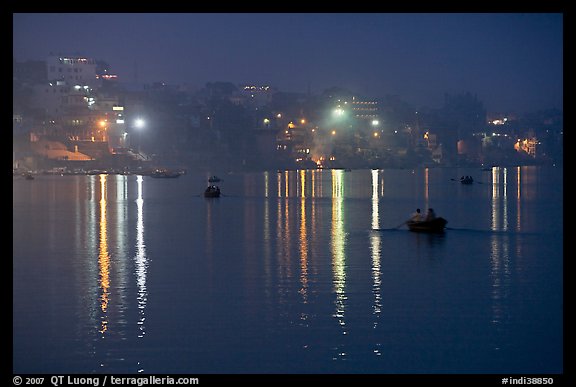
[490,167,512,345]
[371,170,379,230]
[135,175,148,340]
[331,170,347,359]
[489,233,511,336]
[491,168,500,231]
[503,168,508,231]
[264,171,269,198]
[370,170,382,339]
[491,167,509,232]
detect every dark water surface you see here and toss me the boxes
[13,166,563,374]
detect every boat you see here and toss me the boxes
[204,185,221,198]
[208,175,221,183]
[406,217,447,233]
[150,168,183,178]
[460,176,474,184]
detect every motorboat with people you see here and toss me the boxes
[460,175,474,184]
[406,217,447,233]
[405,208,447,233]
[204,185,221,198]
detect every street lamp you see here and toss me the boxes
[133,118,145,154]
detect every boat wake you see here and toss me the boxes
[444,227,542,235]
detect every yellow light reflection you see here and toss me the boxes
[277,171,282,198]
[311,170,316,197]
[516,167,521,232]
[299,170,306,198]
[299,195,308,305]
[331,169,347,349]
[285,171,289,198]
[135,175,148,338]
[424,168,429,209]
[98,174,110,335]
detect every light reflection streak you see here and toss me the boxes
[275,193,291,305]
[264,171,269,198]
[283,189,291,280]
[370,170,382,337]
[285,171,289,198]
[299,170,306,198]
[490,167,512,338]
[371,170,379,230]
[299,171,308,305]
[490,233,511,332]
[311,170,316,197]
[491,168,500,231]
[299,202,309,306]
[263,192,271,294]
[503,168,508,231]
[86,176,98,328]
[424,167,429,209]
[491,167,509,232]
[111,176,129,339]
[331,169,347,359]
[516,167,522,232]
[98,174,110,335]
[135,175,148,338]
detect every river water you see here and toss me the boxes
[13,166,563,374]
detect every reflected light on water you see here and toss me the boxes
[370,170,382,333]
[299,171,308,305]
[503,168,508,231]
[491,167,510,232]
[516,167,522,232]
[490,234,511,332]
[489,168,512,344]
[135,175,148,339]
[424,167,430,209]
[98,174,110,335]
[264,171,269,198]
[371,170,379,230]
[331,169,347,352]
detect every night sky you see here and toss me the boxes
[13,13,563,114]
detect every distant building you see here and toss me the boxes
[46,55,98,88]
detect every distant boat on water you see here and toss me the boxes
[208,175,221,183]
[150,168,184,178]
[204,185,221,198]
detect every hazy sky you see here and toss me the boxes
[13,13,563,114]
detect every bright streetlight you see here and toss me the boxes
[133,118,145,153]
[134,118,145,129]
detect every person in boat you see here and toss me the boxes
[425,208,437,222]
[410,208,423,222]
